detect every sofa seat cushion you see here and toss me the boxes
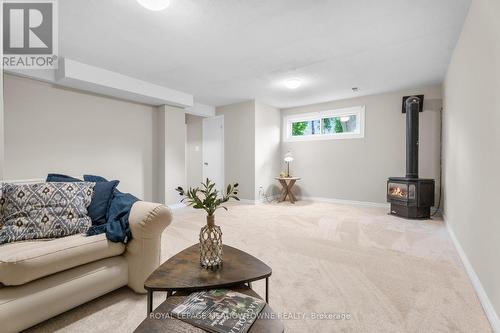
[0,234,125,286]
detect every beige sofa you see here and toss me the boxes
[0,201,172,333]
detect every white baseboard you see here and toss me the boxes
[238,199,268,204]
[237,199,258,204]
[445,216,500,333]
[299,196,390,208]
[238,196,389,208]
[237,195,280,205]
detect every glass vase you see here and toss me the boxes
[199,215,223,269]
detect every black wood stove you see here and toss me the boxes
[387,95,435,219]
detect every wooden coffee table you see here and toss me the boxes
[144,244,273,315]
[137,244,281,333]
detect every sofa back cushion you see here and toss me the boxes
[0,182,95,245]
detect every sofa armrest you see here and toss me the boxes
[125,201,172,293]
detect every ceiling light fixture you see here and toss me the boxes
[284,78,302,90]
[137,0,170,11]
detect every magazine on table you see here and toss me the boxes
[170,289,266,333]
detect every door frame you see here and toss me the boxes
[202,115,225,192]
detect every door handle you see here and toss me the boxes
[204,162,208,166]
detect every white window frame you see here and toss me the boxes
[284,106,365,142]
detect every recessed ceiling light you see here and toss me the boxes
[284,78,302,90]
[137,0,170,11]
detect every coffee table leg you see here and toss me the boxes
[265,277,269,304]
[247,281,253,289]
[147,290,153,315]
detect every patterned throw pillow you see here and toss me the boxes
[0,182,95,245]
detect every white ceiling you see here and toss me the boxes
[59,0,470,108]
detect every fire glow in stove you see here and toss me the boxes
[387,95,435,219]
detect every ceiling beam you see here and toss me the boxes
[5,58,194,108]
[56,58,193,107]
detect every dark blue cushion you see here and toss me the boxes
[83,175,119,221]
[83,175,109,183]
[84,175,137,243]
[47,174,119,226]
[46,174,81,182]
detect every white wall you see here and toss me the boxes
[255,102,281,200]
[443,0,500,327]
[281,85,443,204]
[157,107,166,204]
[161,105,186,205]
[186,114,203,188]
[216,101,256,201]
[0,3,4,180]
[0,67,4,180]
[3,74,159,201]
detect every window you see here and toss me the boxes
[285,106,365,141]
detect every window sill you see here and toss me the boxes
[284,133,364,142]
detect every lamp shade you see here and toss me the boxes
[284,152,294,163]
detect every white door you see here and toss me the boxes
[202,116,224,194]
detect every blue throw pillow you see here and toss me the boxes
[83,175,120,220]
[46,173,81,182]
[83,175,109,183]
[84,174,138,243]
[47,174,119,226]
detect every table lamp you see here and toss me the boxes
[284,152,294,177]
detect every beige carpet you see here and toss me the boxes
[26,201,492,333]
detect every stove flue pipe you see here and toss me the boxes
[405,96,421,179]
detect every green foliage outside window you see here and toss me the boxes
[292,117,347,136]
[292,121,308,136]
[334,118,344,133]
[323,118,332,133]
[323,117,344,134]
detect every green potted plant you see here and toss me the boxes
[176,179,239,269]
